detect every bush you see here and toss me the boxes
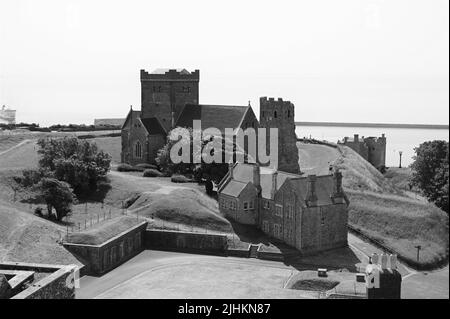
[34,206,44,217]
[143,169,163,177]
[117,163,135,172]
[171,174,193,183]
[136,163,158,170]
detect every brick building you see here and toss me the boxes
[338,134,387,170]
[218,163,349,254]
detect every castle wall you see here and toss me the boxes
[259,97,300,174]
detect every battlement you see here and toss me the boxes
[140,68,200,81]
[260,97,294,108]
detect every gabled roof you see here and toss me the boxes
[285,175,335,206]
[175,104,250,132]
[121,109,141,130]
[221,180,249,197]
[140,117,166,135]
[230,163,299,200]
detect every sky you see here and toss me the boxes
[0,0,448,126]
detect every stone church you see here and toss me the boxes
[121,68,298,172]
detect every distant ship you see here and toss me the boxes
[0,105,16,124]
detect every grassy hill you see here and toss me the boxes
[298,141,449,269]
[0,201,81,265]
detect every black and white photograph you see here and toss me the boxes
[0,0,448,306]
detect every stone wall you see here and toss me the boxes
[145,229,228,254]
[0,262,78,299]
[64,221,148,276]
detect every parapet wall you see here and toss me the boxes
[145,229,228,254]
[1,262,78,299]
[140,69,200,81]
[63,221,148,276]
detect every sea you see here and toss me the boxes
[295,125,449,167]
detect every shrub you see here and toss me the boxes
[143,169,163,177]
[34,207,44,217]
[117,163,135,172]
[171,174,193,183]
[136,163,158,170]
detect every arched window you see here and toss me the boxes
[134,141,142,158]
[274,111,277,118]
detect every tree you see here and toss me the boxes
[156,127,248,185]
[410,140,449,213]
[37,137,111,196]
[38,178,75,221]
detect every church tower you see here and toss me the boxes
[140,68,200,132]
[259,97,300,174]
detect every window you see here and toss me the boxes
[249,200,254,209]
[287,110,290,118]
[275,205,283,217]
[274,224,282,238]
[262,221,269,233]
[263,200,270,209]
[182,86,191,93]
[243,202,248,210]
[274,111,277,118]
[134,141,142,158]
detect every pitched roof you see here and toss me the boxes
[221,180,249,197]
[175,104,250,132]
[231,163,299,200]
[286,175,335,206]
[121,109,141,130]
[140,117,166,135]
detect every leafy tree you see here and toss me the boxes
[38,178,75,221]
[410,140,449,213]
[37,137,111,196]
[156,127,248,184]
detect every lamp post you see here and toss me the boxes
[414,245,422,262]
[399,151,403,168]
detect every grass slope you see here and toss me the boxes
[298,142,448,268]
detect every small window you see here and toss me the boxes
[274,111,277,118]
[262,221,269,233]
[243,202,248,210]
[287,110,290,118]
[249,201,254,209]
[275,205,283,217]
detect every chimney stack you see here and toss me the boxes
[307,175,318,206]
[253,164,260,189]
[270,171,278,198]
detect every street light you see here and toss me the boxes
[414,245,422,262]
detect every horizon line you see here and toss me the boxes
[295,121,449,130]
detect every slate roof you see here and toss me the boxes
[140,117,167,135]
[175,104,249,132]
[285,175,335,206]
[222,163,338,205]
[221,180,248,197]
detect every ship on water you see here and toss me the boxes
[0,105,16,124]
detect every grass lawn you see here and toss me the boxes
[66,216,141,245]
